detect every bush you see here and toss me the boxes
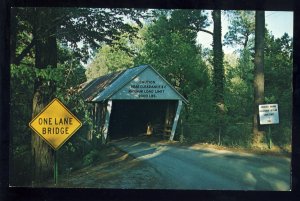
[83,150,102,166]
[223,123,252,147]
[177,123,217,144]
[271,124,292,146]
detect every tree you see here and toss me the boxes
[253,11,265,146]
[86,33,137,79]
[31,8,57,183]
[212,10,224,108]
[224,10,256,82]
[224,11,255,50]
[11,7,144,184]
[11,8,144,65]
[264,32,293,146]
[135,10,209,101]
[212,10,225,143]
[223,11,255,121]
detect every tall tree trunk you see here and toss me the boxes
[212,10,225,142]
[253,11,265,146]
[31,8,57,185]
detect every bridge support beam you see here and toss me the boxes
[102,100,112,144]
[169,100,183,141]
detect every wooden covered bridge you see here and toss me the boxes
[79,65,187,143]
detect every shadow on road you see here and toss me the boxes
[111,137,291,190]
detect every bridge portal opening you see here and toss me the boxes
[108,100,177,139]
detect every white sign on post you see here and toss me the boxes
[259,104,279,125]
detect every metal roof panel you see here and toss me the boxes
[80,70,124,101]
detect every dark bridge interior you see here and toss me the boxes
[108,100,176,139]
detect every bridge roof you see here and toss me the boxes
[79,65,188,103]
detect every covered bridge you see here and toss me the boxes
[79,65,187,143]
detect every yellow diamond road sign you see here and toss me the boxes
[29,98,82,150]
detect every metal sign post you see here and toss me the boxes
[54,151,58,185]
[258,104,279,149]
[267,125,272,149]
[29,98,82,186]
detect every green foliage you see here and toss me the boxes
[10,65,34,140]
[12,7,145,66]
[264,32,293,146]
[176,83,215,143]
[10,64,34,186]
[224,11,255,49]
[135,10,210,101]
[86,40,134,79]
[85,24,148,80]
[83,150,102,166]
[223,123,252,147]
[224,49,253,120]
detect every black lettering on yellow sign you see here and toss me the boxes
[38,117,73,126]
[38,117,73,135]
[42,127,70,134]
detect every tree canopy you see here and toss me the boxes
[11,7,145,65]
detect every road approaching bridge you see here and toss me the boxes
[111,137,291,190]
